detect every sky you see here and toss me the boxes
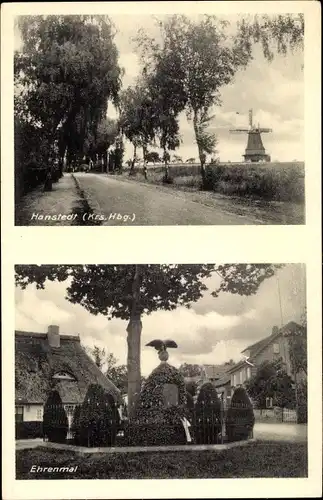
[14,14,304,163]
[15,264,306,376]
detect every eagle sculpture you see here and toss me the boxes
[146,339,178,362]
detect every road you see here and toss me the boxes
[74,173,262,225]
[253,422,307,442]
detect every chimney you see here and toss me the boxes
[47,325,60,347]
[272,325,279,335]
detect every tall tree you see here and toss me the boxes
[15,263,281,416]
[135,14,304,183]
[118,83,156,169]
[135,15,251,184]
[15,15,122,167]
[179,363,203,378]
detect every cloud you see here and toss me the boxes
[15,264,306,377]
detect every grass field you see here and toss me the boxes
[123,162,305,204]
[16,441,307,479]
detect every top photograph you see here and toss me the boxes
[14,13,305,226]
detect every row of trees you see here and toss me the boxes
[14,15,123,195]
[15,14,303,193]
[119,14,304,184]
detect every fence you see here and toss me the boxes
[40,402,255,448]
[253,408,298,423]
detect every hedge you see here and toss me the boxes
[43,391,68,443]
[194,382,222,444]
[225,387,255,442]
[126,363,190,446]
[77,384,120,447]
[16,421,43,439]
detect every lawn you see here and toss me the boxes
[16,441,307,479]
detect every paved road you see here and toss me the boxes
[74,173,262,225]
[253,423,307,442]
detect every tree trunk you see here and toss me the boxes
[163,146,169,181]
[126,265,142,419]
[129,144,137,176]
[193,109,206,185]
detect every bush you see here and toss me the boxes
[126,363,189,446]
[43,391,68,443]
[78,384,120,447]
[225,387,255,442]
[194,383,222,444]
[15,421,43,439]
[162,174,174,184]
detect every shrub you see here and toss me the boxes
[126,363,189,446]
[15,421,43,439]
[162,174,174,184]
[71,405,81,445]
[43,391,68,443]
[225,387,255,442]
[194,383,222,444]
[78,384,120,447]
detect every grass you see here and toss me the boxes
[16,441,307,479]
[123,162,305,203]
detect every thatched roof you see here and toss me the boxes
[15,330,121,405]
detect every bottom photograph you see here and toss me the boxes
[14,263,307,479]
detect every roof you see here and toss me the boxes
[15,330,121,405]
[228,321,304,374]
[203,364,233,379]
[213,374,231,388]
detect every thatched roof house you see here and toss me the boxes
[15,325,121,412]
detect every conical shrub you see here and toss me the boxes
[126,363,190,446]
[194,382,222,444]
[225,387,255,442]
[43,390,68,443]
[78,384,120,447]
[71,405,81,445]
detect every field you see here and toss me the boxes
[16,441,307,479]
[123,162,305,204]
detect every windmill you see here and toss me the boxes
[230,109,272,162]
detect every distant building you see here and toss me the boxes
[15,325,121,429]
[218,321,306,402]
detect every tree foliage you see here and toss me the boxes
[235,14,304,63]
[179,363,203,378]
[245,358,295,409]
[15,15,122,165]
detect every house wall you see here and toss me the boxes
[252,334,292,376]
[230,333,296,389]
[22,404,43,421]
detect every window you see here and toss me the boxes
[247,367,251,380]
[64,405,76,416]
[273,343,280,354]
[15,406,24,423]
[233,374,237,386]
[36,408,43,420]
[52,371,76,381]
[266,397,273,408]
